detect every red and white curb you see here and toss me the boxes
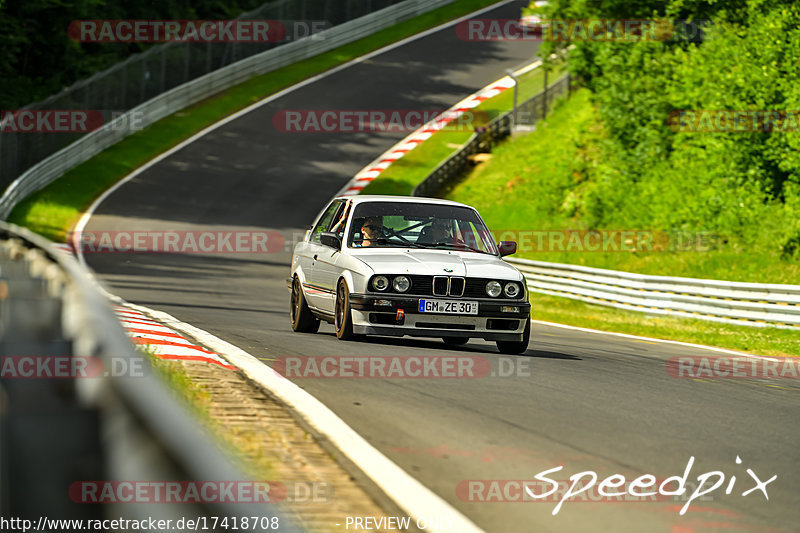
[51,241,236,370]
[337,58,542,196]
[113,305,236,370]
[52,242,73,256]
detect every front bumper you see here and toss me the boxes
[349,293,531,341]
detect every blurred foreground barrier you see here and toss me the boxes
[0,222,298,530]
[507,257,800,329]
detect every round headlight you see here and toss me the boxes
[504,282,520,298]
[393,275,410,293]
[486,280,502,297]
[372,275,389,291]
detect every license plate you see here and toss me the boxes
[418,299,478,315]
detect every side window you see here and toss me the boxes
[310,201,344,244]
[456,220,493,253]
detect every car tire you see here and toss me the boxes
[495,315,530,355]
[335,279,358,341]
[442,337,468,346]
[290,277,320,333]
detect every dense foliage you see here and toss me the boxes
[536,0,800,261]
[0,0,272,109]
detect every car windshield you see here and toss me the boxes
[347,201,498,254]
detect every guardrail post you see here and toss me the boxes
[506,69,519,132]
[542,68,548,117]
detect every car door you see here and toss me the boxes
[312,201,350,312]
[304,200,345,311]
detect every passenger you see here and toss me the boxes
[418,219,452,245]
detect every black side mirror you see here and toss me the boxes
[498,241,517,257]
[320,231,341,250]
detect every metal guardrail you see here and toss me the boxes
[412,71,571,197]
[0,0,353,189]
[0,222,299,529]
[0,0,455,220]
[508,257,800,329]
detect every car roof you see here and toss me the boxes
[335,195,475,209]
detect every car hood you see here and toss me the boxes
[350,249,523,280]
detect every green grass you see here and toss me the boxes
[140,347,213,421]
[7,0,505,242]
[441,88,798,355]
[360,81,799,355]
[360,63,566,195]
[532,292,799,357]
[446,88,800,286]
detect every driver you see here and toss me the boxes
[358,217,384,247]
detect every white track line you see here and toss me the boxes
[532,320,779,361]
[69,4,535,531]
[122,301,484,533]
[71,0,517,270]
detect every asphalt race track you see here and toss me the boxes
[83,1,800,531]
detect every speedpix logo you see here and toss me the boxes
[459,456,776,516]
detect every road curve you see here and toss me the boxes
[83,1,800,531]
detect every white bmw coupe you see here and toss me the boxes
[288,196,531,354]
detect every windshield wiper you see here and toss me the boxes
[427,241,493,255]
[382,236,427,248]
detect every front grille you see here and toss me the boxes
[433,276,448,296]
[463,279,489,299]
[408,275,431,294]
[449,277,465,297]
[369,274,523,300]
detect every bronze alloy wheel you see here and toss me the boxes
[290,277,320,333]
[335,279,357,340]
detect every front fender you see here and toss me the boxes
[340,269,374,296]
